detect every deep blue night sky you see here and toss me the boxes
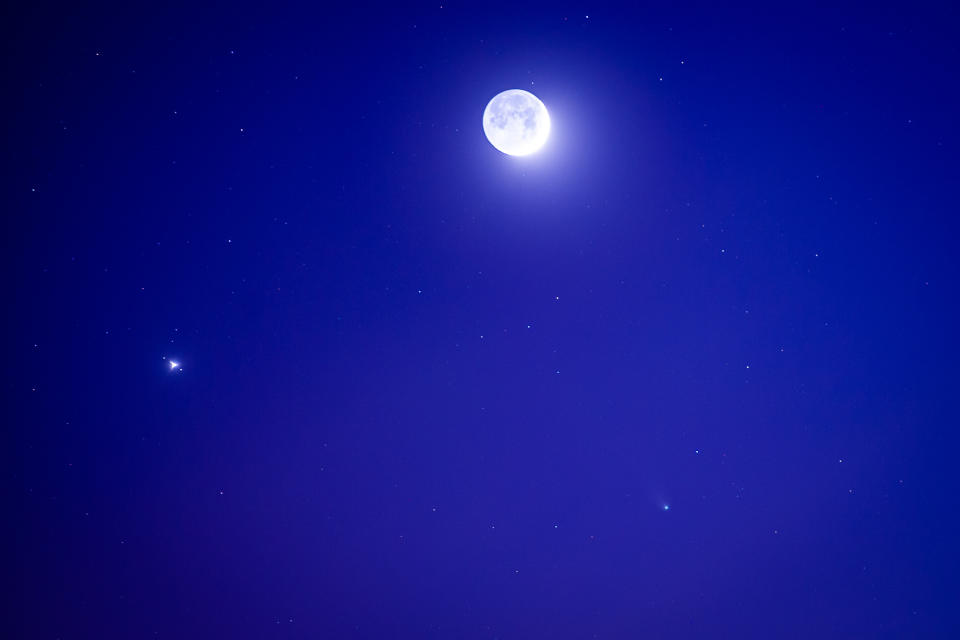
[8,2,960,637]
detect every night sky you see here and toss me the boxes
[8,3,960,638]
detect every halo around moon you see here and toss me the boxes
[482,89,550,156]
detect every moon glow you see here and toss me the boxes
[483,89,551,156]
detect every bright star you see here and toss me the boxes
[663,504,670,511]
[168,360,181,371]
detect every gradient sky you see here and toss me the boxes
[8,2,960,638]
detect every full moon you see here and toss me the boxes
[482,89,551,156]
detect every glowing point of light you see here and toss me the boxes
[169,361,181,370]
[663,504,670,511]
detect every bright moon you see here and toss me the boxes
[482,89,550,156]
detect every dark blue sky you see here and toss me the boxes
[9,2,960,638]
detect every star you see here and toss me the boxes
[168,360,182,371]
